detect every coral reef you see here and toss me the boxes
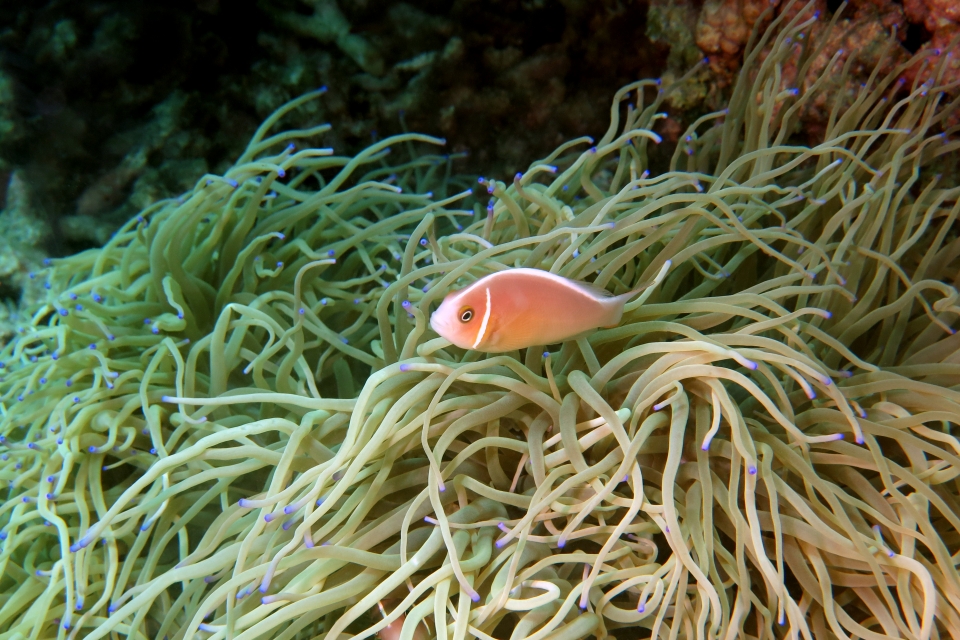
[2,6,960,639]
[903,0,960,101]
[0,171,49,340]
[0,0,659,242]
[0,0,662,332]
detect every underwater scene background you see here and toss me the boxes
[1,0,960,639]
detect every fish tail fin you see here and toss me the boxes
[614,259,672,308]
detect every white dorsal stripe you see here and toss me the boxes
[464,268,613,301]
[472,287,492,349]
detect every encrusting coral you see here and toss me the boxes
[2,2,960,639]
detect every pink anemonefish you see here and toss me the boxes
[376,601,427,640]
[429,261,671,352]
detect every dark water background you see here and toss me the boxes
[0,1,661,254]
[0,0,941,334]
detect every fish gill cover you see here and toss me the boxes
[1,2,960,640]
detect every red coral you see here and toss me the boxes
[681,0,960,141]
[904,0,960,32]
[901,0,960,100]
[696,0,783,78]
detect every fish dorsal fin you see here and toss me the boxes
[504,268,614,300]
[564,277,615,299]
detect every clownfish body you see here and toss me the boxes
[375,601,427,640]
[429,263,670,352]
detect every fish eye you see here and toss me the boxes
[459,307,474,323]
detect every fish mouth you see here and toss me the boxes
[428,312,448,338]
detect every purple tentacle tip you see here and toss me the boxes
[399,364,410,372]
[264,513,276,522]
[832,433,844,441]
[238,499,251,508]
[471,592,481,602]
[748,466,757,475]
[638,603,646,613]
[557,538,566,548]
[856,436,865,444]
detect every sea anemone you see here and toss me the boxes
[1,4,960,640]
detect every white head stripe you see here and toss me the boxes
[472,287,492,349]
